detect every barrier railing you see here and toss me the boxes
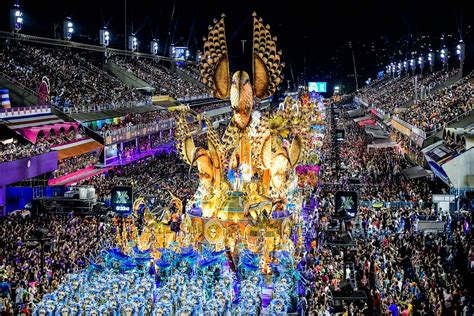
[102,119,176,145]
[60,99,152,114]
[359,200,433,210]
[177,95,213,102]
[391,116,427,139]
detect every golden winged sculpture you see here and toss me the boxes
[174,13,305,222]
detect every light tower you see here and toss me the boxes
[418,56,424,76]
[99,27,110,47]
[456,40,465,75]
[10,3,23,32]
[128,34,138,52]
[427,52,434,72]
[440,47,447,71]
[150,40,159,55]
[63,17,74,41]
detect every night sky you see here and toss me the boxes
[1,0,471,92]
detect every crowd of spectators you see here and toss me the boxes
[82,153,196,210]
[36,129,86,148]
[87,111,174,136]
[176,64,202,82]
[111,56,210,100]
[0,43,148,112]
[0,139,50,163]
[115,133,174,160]
[0,129,88,163]
[358,69,459,115]
[87,101,230,137]
[53,152,99,178]
[298,106,472,315]
[0,214,115,314]
[1,95,472,315]
[398,74,473,133]
[193,101,230,114]
[391,130,425,165]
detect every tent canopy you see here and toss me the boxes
[347,108,365,118]
[401,166,432,179]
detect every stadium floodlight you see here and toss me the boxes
[403,61,408,72]
[128,34,138,51]
[409,59,416,75]
[169,44,175,58]
[427,52,434,72]
[440,47,448,70]
[63,18,74,40]
[150,40,159,55]
[456,41,465,61]
[418,56,424,75]
[99,28,110,47]
[10,4,23,32]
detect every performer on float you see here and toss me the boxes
[291,98,300,113]
[228,158,243,191]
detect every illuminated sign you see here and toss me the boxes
[111,186,133,215]
[308,82,327,93]
[334,191,358,219]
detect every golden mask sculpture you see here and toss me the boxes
[173,12,311,222]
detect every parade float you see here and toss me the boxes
[34,13,325,315]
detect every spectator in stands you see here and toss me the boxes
[0,139,50,163]
[399,74,473,133]
[112,56,211,101]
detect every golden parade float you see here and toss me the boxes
[170,13,320,266]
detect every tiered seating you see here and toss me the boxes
[358,69,459,114]
[398,74,473,133]
[0,44,148,112]
[112,56,210,100]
